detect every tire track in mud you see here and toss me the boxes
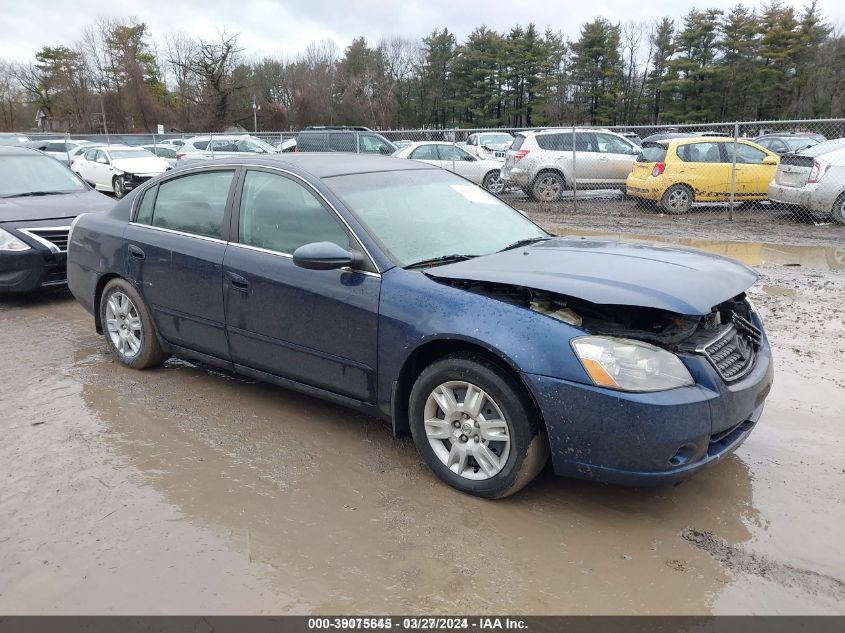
[682,528,845,601]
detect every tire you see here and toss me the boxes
[409,354,549,498]
[531,171,565,202]
[482,170,505,195]
[661,184,693,214]
[831,192,845,225]
[99,278,168,369]
[113,176,126,199]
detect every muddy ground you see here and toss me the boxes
[1,239,843,615]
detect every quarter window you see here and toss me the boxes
[135,186,156,225]
[150,170,235,239]
[238,171,350,254]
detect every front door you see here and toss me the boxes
[223,168,380,402]
[124,168,238,359]
[728,142,778,196]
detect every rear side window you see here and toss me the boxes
[536,133,591,151]
[297,132,328,152]
[191,140,210,150]
[329,132,356,152]
[410,145,439,160]
[677,142,723,163]
[238,171,349,254]
[637,144,667,163]
[150,170,235,239]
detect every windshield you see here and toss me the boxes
[109,149,156,160]
[796,138,845,157]
[328,169,547,267]
[0,154,87,196]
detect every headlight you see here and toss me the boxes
[571,336,694,392]
[0,227,30,252]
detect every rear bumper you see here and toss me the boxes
[501,166,530,187]
[767,181,835,213]
[521,340,773,487]
[625,174,662,200]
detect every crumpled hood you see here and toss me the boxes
[426,237,759,315]
[112,156,169,174]
[0,189,115,223]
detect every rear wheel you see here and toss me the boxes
[661,184,693,214]
[531,171,565,202]
[831,192,845,225]
[409,354,549,498]
[99,278,168,369]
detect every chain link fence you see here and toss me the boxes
[16,119,845,238]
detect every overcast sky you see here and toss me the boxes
[1,0,841,62]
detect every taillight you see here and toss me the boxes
[176,152,185,160]
[652,162,666,177]
[513,149,530,161]
[808,159,828,183]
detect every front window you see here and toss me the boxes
[329,169,546,267]
[359,133,396,154]
[0,154,88,197]
[595,133,634,155]
[728,144,768,164]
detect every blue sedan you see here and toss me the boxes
[66,154,773,497]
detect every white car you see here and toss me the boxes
[71,145,170,198]
[176,135,278,163]
[32,139,99,165]
[461,132,514,160]
[392,141,506,194]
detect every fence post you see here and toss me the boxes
[571,127,578,214]
[65,131,70,165]
[729,121,739,221]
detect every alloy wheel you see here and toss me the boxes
[536,175,562,201]
[484,172,505,195]
[423,380,511,480]
[105,291,143,358]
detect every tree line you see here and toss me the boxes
[0,0,841,134]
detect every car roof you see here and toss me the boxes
[0,146,43,155]
[177,153,438,178]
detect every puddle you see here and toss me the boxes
[551,229,845,271]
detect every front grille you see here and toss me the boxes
[20,226,71,253]
[702,316,761,382]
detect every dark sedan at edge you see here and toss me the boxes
[1,147,114,294]
[66,154,773,497]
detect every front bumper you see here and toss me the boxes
[0,248,67,294]
[521,339,773,486]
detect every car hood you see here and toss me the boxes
[112,157,169,174]
[0,189,115,223]
[426,237,759,315]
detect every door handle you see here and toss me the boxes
[128,244,145,260]
[226,271,250,291]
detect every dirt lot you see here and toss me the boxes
[1,238,844,615]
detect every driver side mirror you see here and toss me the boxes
[762,155,779,165]
[292,241,364,271]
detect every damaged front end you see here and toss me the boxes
[435,278,762,387]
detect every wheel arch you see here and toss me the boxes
[530,166,568,189]
[391,336,546,438]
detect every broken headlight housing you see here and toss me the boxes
[571,336,694,392]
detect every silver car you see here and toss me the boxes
[393,141,506,193]
[768,139,845,224]
[176,135,278,163]
[501,128,640,201]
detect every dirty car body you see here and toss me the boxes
[66,154,773,494]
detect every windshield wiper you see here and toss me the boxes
[1,191,67,198]
[498,236,551,252]
[405,254,478,270]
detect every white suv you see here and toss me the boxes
[501,128,639,201]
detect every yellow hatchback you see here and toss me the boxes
[626,137,779,213]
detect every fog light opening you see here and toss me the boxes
[669,444,696,467]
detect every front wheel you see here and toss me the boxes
[113,176,126,199]
[482,170,505,195]
[661,184,693,214]
[409,355,549,498]
[99,278,168,369]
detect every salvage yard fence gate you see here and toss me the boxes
[22,118,845,228]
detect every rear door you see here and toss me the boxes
[594,132,637,184]
[223,168,381,401]
[124,168,238,359]
[408,144,441,167]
